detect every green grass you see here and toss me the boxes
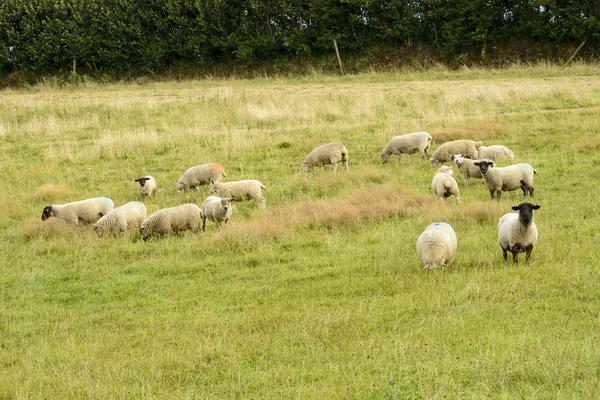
[2,63,600,398]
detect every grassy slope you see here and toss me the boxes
[1,64,600,398]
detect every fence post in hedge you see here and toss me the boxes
[333,40,344,74]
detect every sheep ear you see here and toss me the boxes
[473,162,479,166]
[511,205,519,211]
[210,179,215,184]
[533,205,540,210]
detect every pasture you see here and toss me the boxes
[1,63,600,398]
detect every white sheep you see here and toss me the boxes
[302,142,349,172]
[450,154,495,185]
[41,197,115,225]
[209,179,267,207]
[416,222,458,270]
[175,163,227,193]
[93,201,147,237]
[134,176,157,198]
[430,140,483,166]
[381,132,432,164]
[473,161,536,200]
[477,145,515,162]
[431,166,460,204]
[498,202,540,264]
[139,203,202,241]
[202,196,234,231]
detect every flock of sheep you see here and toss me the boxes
[40,134,540,269]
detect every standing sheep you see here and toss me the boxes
[474,161,536,200]
[450,154,495,185]
[478,145,515,162]
[302,142,349,172]
[134,176,157,198]
[431,166,460,204]
[41,197,115,225]
[381,132,432,164]
[175,163,227,193]
[202,196,234,231]
[209,179,267,207]
[139,204,202,241]
[93,201,147,237]
[498,202,540,264]
[416,222,458,270]
[430,140,483,166]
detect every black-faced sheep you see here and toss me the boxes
[474,161,536,200]
[41,197,115,225]
[134,176,157,198]
[498,202,540,264]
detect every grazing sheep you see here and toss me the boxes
[430,140,483,166]
[93,201,147,237]
[175,163,227,193]
[41,197,115,225]
[474,161,536,200]
[134,176,157,198]
[478,145,515,162]
[139,204,202,241]
[450,154,495,185]
[381,132,432,164]
[302,142,348,172]
[416,222,458,270]
[431,166,460,204]
[498,202,540,264]
[202,196,234,231]
[209,179,267,207]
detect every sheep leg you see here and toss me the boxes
[511,250,519,265]
[502,246,508,261]
[332,163,338,173]
[496,191,502,201]
[488,189,495,200]
[397,154,403,163]
[202,216,206,232]
[529,186,535,197]
[525,246,534,264]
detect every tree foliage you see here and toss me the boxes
[1,0,598,75]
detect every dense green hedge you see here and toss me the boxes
[1,0,599,76]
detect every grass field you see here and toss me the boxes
[2,63,600,398]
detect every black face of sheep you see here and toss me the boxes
[41,206,53,221]
[512,202,540,225]
[474,160,493,175]
[135,177,149,187]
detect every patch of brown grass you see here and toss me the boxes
[23,218,82,240]
[574,138,600,152]
[432,122,508,143]
[32,184,71,202]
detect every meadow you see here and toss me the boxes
[1,63,600,398]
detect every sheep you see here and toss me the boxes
[175,163,227,193]
[93,201,147,237]
[473,161,536,200]
[431,165,460,204]
[430,140,483,167]
[139,204,202,241]
[41,197,115,225]
[209,179,267,207]
[498,202,540,264]
[134,176,157,198]
[416,222,458,270]
[381,132,432,164]
[302,142,348,172]
[477,145,515,162]
[450,154,495,185]
[202,196,234,231]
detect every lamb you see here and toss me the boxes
[477,145,515,162]
[93,201,147,237]
[416,222,458,270]
[41,197,115,225]
[450,154,495,185]
[431,166,460,204]
[209,179,267,207]
[473,161,536,200]
[302,142,349,172]
[202,196,234,231]
[430,140,483,166]
[381,132,432,164]
[139,204,202,241]
[498,202,540,264]
[175,163,227,193]
[134,176,157,198]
